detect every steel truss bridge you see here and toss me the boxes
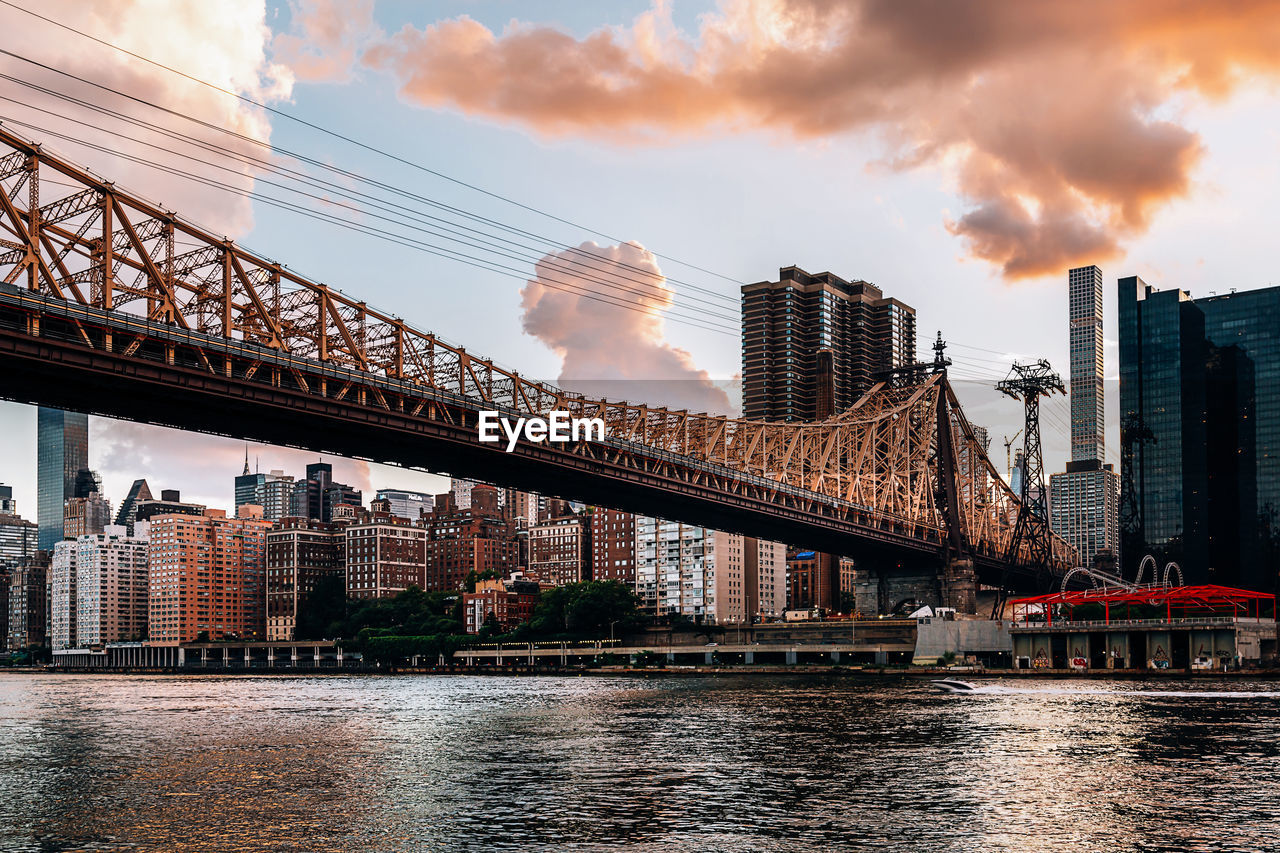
[0,128,1074,592]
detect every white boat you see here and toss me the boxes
[930,678,979,693]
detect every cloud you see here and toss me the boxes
[0,0,291,236]
[272,0,380,84]
[360,0,1280,280]
[520,241,733,414]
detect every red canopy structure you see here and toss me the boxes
[1010,584,1276,626]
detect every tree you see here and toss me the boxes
[528,580,641,638]
[334,585,463,639]
[295,573,347,640]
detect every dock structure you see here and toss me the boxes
[1008,585,1278,670]
[52,641,354,670]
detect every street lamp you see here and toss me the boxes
[610,620,619,645]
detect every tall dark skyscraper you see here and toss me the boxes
[741,266,916,422]
[1119,277,1280,591]
[291,462,362,522]
[36,407,88,551]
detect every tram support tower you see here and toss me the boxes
[991,360,1066,616]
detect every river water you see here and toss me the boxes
[1,674,1279,852]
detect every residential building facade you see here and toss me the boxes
[76,527,150,647]
[63,491,112,539]
[590,508,637,584]
[529,512,591,586]
[636,518,785,624]
[50,540,77,649]
[741,266,916,422]
[6,552,49,650]
[267,518,346,640]
[345,514,425,600]
[462,576,542,633]
[421,487,522,592]
[147,506,271,645]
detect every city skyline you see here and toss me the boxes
[3,2,1280,512]
[5,6,1280,850]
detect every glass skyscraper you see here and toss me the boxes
[36,407,88,551]
[1119,277,1280,591]
[1049,266,1119,568]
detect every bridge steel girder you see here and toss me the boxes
[0,126,1075,586]
[0,288,1053,589]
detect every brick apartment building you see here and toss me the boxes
[590,508,637,585]
[421,485,522,592]
[147,506,271,645]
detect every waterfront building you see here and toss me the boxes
[266,518,346,641]
[50,540,77,650]
[1119,278,1280,589]
[1049,265,1120,568]
[421,486,521,592]
[462,575,542,633]
[741,266,916,422]
[590,508,637,585]
[113,479,153,535]
[636,518,785,624]
[1009,585,1277,670]
[63,490,112,539]
[6,552,49,650]
[787,549,817,611]
[0,564,7,647]
[75,527,150,646]
[375,488,434,523]
[36,408,88,550]
[345,513,425,600]
[0,484,14,514]
[529,511,592,586]
[753,539,788,621]
[147,506,270,645]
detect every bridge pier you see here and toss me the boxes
[942,558,976,614]
[854,560,978,615]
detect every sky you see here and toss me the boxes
[1,0,1279,516]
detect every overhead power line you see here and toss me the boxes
[0,91,743,328]
[0,52,741,315]
[0,1,745,285]
[0,115,740,338]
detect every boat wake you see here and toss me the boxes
[938,684,1280,699]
